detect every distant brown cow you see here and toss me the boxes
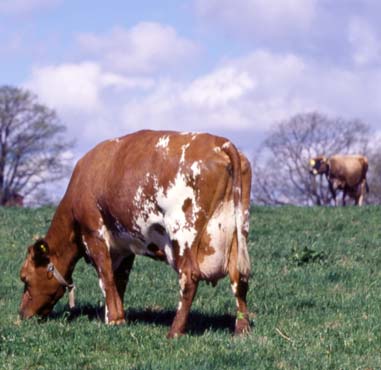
[19,130,252,338]
[309,155,369,206]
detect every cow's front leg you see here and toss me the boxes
[329,182,337,206]
[112,254,135,302]
[167,269,199,338]
[83,234,125,325]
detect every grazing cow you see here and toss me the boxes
[309,155,369,206]
[19,130,252,338]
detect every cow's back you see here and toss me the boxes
[329,155,368,187]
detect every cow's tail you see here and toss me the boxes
[222,141,251,280]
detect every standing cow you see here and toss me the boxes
[309,155,369,206]
[19,130,252,338]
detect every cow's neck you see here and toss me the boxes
[45,200,80,282]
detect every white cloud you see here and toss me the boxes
[77,22,200,75]
[195,0,317,38]
[0,0,61,14]
[25,61,154,113]
[24,49,381,164]
[119,49,381,135]
[25,62,103,113]
[182,67,254,108]
[348,17,381,66]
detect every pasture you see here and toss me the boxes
[1,206,381,369]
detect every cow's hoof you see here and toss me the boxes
[108,318,126,326]
[234,319,251,336]
[166,330,184,339]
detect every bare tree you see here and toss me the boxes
[252,112,371,205]
[0,85,74,206]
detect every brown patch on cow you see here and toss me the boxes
[196,229,216,265]
[172,239,181,266]
[182,198,193,213]
[182,197,195,227]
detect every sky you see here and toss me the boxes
[1,0,381,199]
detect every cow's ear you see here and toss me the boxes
[32,239,50,266]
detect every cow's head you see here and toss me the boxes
[19,239,66,319]
[309,156,329,175]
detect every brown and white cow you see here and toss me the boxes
[19,130,252,338]
[309,154,369,206]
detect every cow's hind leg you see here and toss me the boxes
[356,180,367,206]
[167,264,199,338]
[229,238,250,336]
[82,233,125,325]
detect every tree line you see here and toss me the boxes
[1,84,380,206]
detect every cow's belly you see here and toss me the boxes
[199,200,235,282]
[100,217,176,268]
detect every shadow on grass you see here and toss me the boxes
[50,304,236,335]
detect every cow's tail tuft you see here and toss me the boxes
[221,141,251,280]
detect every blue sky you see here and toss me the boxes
[2,0,381,191]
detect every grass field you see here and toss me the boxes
[1,205,381,369]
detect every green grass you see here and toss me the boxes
[1,206,381,369]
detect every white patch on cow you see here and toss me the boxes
[222,141,230,149]
[164,244,175,267]
[179,273,187,292]
[134,186,144,204]
[105,305,109,324]
[82,235,91,259]
[213,147,221,153]
[199,199,235,280]
[98,277,110,323]
[180,143,190,164]
[177,301,183,311]
[133,171,201,259]
[98,225,112,250]
[231,282,238,295]
[156,136,169,150]
[312,169,318,175]
[156,172,200,256]
[98,278,106,297]
[243,209,250,235]
[234,186,241,196]
[190,161,201,178]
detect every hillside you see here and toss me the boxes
[1,206,381,369]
